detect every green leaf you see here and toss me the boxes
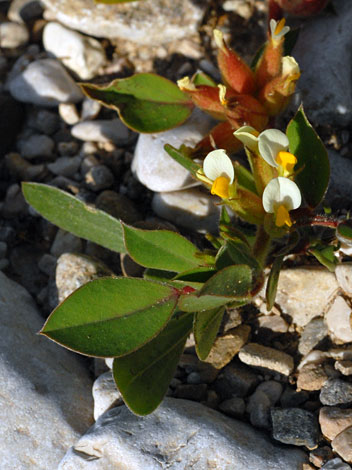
[192,71,217,87]
[81,74,193,133]
[173,266,216,283]
[286,105,330,208]
[274,231,300,257]
[337,219,352,242]
[194,307,225,360]
[309,245,338,272]
[266,255,284,310]
[234,162,258,194]
[123,224,204,272]
[143,268,176,282]
[178,293,246,312]
[22,182,125,253]
[41,278,178,357]
[216,240,260,272]
[164,144,201,177]
[113,312,193,415]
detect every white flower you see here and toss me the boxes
[258,129,297,177]
[281,56,300,78]
[262,177,301,227]
[201,149,234,199]
[234,126,259,152]
[270,18,290,47]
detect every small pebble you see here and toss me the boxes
[325,295,352,343]
[28,109,60,135]
[335,360,352,375]
[59,103,80,125]
[321,458,351,470]
[214,362,259,400]
[2,184,28,218]
[71,119,130,145]
[336,264,352,296]
[238,343,294,376]
[0,242,7,259]
[38,253,57,277]
[47,156,81,177]
[173,384,208,401]
[20,134,55,160]
[0,22,29,49]
[50,229,83,258]
[320,379,352,406]
[332,426,352,464]
[271,408,319,449]
[280,387,309,408]
[85,165,114,191]
[81,98,101,121]
[256,380,283,405]
[205,325,250,369]
[218,397,246,418]
[319,407,352,441]
[298,317,328,356]
[257,314,288,333]
[309,446,334,467]
[247,390,271,429]
[297,362,329,391]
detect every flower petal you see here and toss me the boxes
[281,56,300,78]
[270,18,290,44]
[258,129,289,167]
[262,177,301,213]
[234,126,259,152]
[203,149,234,183]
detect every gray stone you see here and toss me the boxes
[271,408,319,449]
[92,371,123,421]
[322,459,351,470]
[19,134,55,159]
[28,109,60,135]
[48,156,82,177]
[299,317,328,356]
[247,390,271,429]
[133,110,214,192]
[5,153,46,181]
[325,295,352,344]
[173,383,208,401]
[55,252,113,303]
[294,0,352,126]
[43,22,106,80]
[38,253,57,277]
[8,0,43,23]
[280,387,308,408]
[41,0,208,45]
[8,58,83,106]
[0,242,7,259]
[0,22,29,49]
[85,165,114,191]
[2,183,28,218]
[320,379,352,406]
[0,272,93,469]
[326,150,352,202]
[152,188,222,234]
[71,119,130,144]
[218,397,246,418]
[58,398,307,470]
[256,380,283,406]
[50,228,83,257]
[214,362,259,399]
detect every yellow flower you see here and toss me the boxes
[197,149,234,199]
[262,177,301,227]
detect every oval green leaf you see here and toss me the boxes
[266,255,284,310]
[113,312,193,415]
[194,307,225,360]
[123,223,204,272]
[164,144,201,178]
[81,73,193,133]
[41,278,178,357]
[286,105,330,208]
[337,219,352,241]
[22,182,125,253]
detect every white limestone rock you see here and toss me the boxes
[58,398,307,469]
[71,119,130,145]
[92,371,123,421]
[325,296,352,344]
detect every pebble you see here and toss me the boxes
[43,22,106,80]
[95,190,141,224]
[335,360,352,375]
[58,398,307,470]
[273,267,339,327]
[298,317,328,356]
[256,380,283,405]
[280,387,309,408]
[214,362,259,400]
[92,371,123,421]
[81,98,101,121]
[0,272,93,469]
[319,407,352,441]
[257,314,289,333]
[173,384,208,401]
[2,183,28,218]
[320,379,352,406]
[58,102,80,125]
[38,253,57,277]
[325,295,352,343]
[297,362,329,391]
[28,109,60,135]
[294,0,352,126]
[41,0,208,45]
[238,343,294,376]
[322,459,352,470]
[5,152,46,181]
[0,242,7,259]
[55,252,113,303]
[271,408,319,449]
[19,134,55,160]
[332,426,352,463]
[0,21,29,49]
[84,164,114,191]
[152,188,222,234]
[47,156,82,177]
[218,397,246,418]
[247,390,271,428]
[132,110,214,192]
[50,228,83,258]
[8,58,84,107]
[178,354,219,384]
[8,0,44,23]
[71,119,130,145]
[58,141,80,156]
[309,446,334,468]
[205,325,250,369]
[336,264,352,295]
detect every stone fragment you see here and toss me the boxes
[325,295,352,343]
[8,58,83,106]
[59,102,80,125]
[5,152,46,181]
[71,119,130,144]
[0,272,93,469]
[133,110,214,192]
[8,0,43,23]
[19,134,55,160]
[152,188,222,234]
[280,387,309,408]
[218,397,246,418]
[28,109,60,135]
[214,362,259,399]
[43,22,106,79]
[48,156,81,177]
[274,267,339,327]
[41,0,208,44]
[258,314,288,333]
[92,371,123,421]
[55,252,113,303]
[297,362,329,391]
[50,229,83,257]
[247,390,271,429]
[319,407,352,441]
[84,165,114,191]
[178,354,218,384]
[321,458,352,470]
[320,379,352,406]
[205,325,250,369]
[332,426,352,463]
[294,0,352,126]
[256,380,283,405]
[271,408,319,449]
[0,22,29,48]
[298,317,328,356]
[238,343,294,376]
[336,263,352,296]
[335,360,352,375]
[58,398,307,469]
[309,446,334,468]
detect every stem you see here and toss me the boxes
[252,225,272,267]
[295,214,338,229]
